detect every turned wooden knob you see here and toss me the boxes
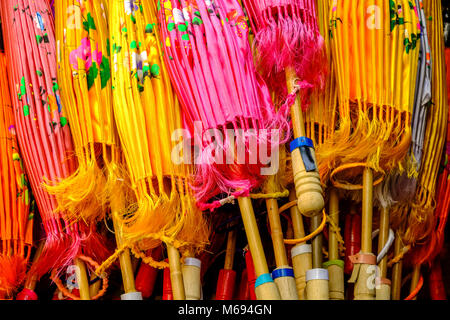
[291,148,324,217]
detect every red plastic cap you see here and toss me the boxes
[136,263,159,298]
[238,268,249,300]
[344,214,361,275]
[162,265,173,301]
[216,269,236,300]
[136,247,163,298]
[429,261,447,300]
[16,288,38,300]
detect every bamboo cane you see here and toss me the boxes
[376,207,391,300]
[289,190,312,300]
[74,258,91,300]
[111,191,142,300]
[238,197,281,300]
[266,188,298,300]
[391,233,403,300]
[410,265,421,301]
[326,189,344,300]
[351,168,376,300]
[89,273,101,298]
[167,244,185,300]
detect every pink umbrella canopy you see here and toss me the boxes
[0,0,109,278]
[158,0,290,210]
[243,0,327,109]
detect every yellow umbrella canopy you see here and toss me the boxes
[392,0,448,246]
[107,0,209,266]
[47,0,117,224]
[325,0,420,190]
[304,0,339,186]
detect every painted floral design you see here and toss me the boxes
[68,17,111,90]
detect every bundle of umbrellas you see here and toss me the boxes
[0,0,448,300]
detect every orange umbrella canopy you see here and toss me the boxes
[0,52,33,298]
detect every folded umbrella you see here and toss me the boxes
[0,51,33,299]
[0,0,109,299]
[159,0,289,299]
[93,0,210,300]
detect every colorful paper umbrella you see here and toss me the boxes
[389,0,448,300]
[47,0,117,225]
[0,52,33,299]
[327,0,421,300]
[0,0,108,289]
[91,0,209,299]
[241,0,329,300]
[159,0,293,300]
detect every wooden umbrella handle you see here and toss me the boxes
[306,214,329,300]
[266,194,298,300]
[327,189,344,300]
[391,232,403,300]
[409,265,421,301]
[167,244,186,300]
[74,258,91,300]
[111,192,142,300]
[286,68,324,218]
[376,207,391,300]
[288,190,311,300]
[224,229,237,271]
[238,197,281,300]
[89,272,101,298]
[352,168,376,300]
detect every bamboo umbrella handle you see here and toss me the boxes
[89,272,101,298]
[216,229,237,300]
[16,241,45,300]
[376,207,391,300]
[351,168,376,300]
[111,192,142,300]
[167,244,186,300]
[182,255,202,300]
[266,196,298,300]
[306,214,329,300]
[224,229,237,271]
[74,258,91,300]
[326,189,344,300]
[286,68,324,217]
[391,232,403,300]
[288,190,311,300]
[238,197,281,300]
[409,265,421,300]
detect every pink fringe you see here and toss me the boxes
[244,0,328,109]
